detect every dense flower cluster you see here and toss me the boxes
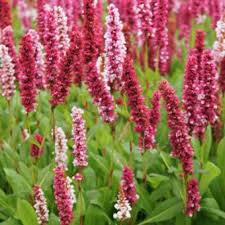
[1,26,19,80]
[95,0,104,55]
[159,80,194,174]
[70,25,83,85]
[28,30,45,90]
[17,0,33,31]
[186,178,201,217]
[85,62,116,123]
[177,2,192,44]
[44,6,60,94]
[213,16,225,63]
[122,55,154,151]
[200,50,219,126]
[19,31,37,113]
[113,187,132,221]
[0,0,12,29]
[83,0,99,70]
[183,49,199,134]
[121,0,138,34]
[137,0,153,42]
[157,0,171,75]
[54,6,70,59]
[71,106,88,167]
[33,185,49,225]
[195,30,205,54]
[121,166,138,204]
[0,45,16,101]
[53,167,74,225]
[104,3,126,89]
[190,0,204,19]
[54,127,68,170]
[50,28,79,106]
[30,133,44,158]
[219,57,225,93]
[37,0,47,43]
[149,90,161,140]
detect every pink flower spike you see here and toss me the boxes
[71,106,88,168]
[28,30,45,90]
[137,0,153,43]
[50,25,82,106]
[54,127,68,170]
[33,185,49,225]
[44,5,60,95]
[17,0,33,31]
[121,166,139,205]
[195,30,205,53]
[1,26,20,81]
[19,31,37,113]
[200,50,219,126]
[0,0,12,29]
[122,55,154,151]
[37,0,47,44]
[54,6,70,60]
[83,0,99,72]
[53,167,75,225]
[113,186,132,221]
[85,60,116,123]
[183,49,199,134]
[104,3,127,90]
[70,24,83,85]
[159,80,194,175]
[149,90,161,142]
[185,178,201,217]
[0,45,16,102]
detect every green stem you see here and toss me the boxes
[7,100,13,138]
[108,123,116,187]
[25,113,31,136]
[51,106,56,141]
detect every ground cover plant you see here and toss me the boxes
[1,0,225,225]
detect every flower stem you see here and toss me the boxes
[51,106,56,141]
[108,123,116,187]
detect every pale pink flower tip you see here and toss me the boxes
[54,127,68,170]
[33,185,49,225]
[71,106,88,168]
[113,187,132,221]
[0,44,16,101]
[54,6,70,60]
[104,3,126,89]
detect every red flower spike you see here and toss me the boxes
[159,80,194,175]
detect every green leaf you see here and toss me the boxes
[0,218,21,225]
[175,213,191,225]
[191,137,201,161]
[201,207,225,220]
[0,189,15,217]
[217,137,225,188]
[76,192,86,217]
[15,199,38,225]
[147,174,169,188]
[138,198,183,224]
[47,213,60,225]
[201,126,212,164]
[199,162,221,195]
[84,205,111,225]
[4,169,32,197]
